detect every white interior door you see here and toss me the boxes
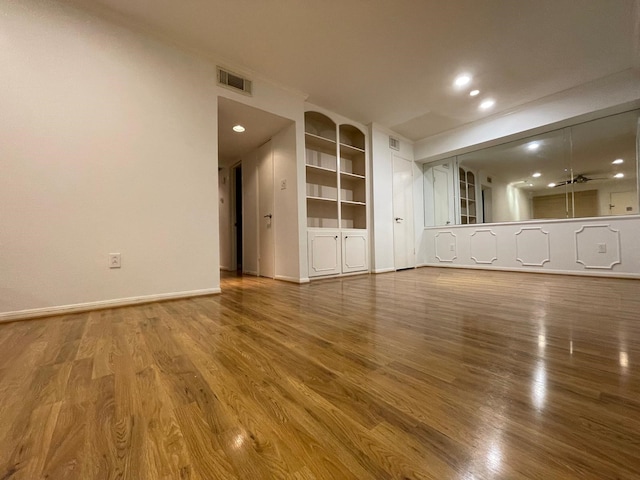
[258,141,275,278]
[610,191,638,215]
[393,155,415,270]
[241,153,259,276]
[433,165,453,226]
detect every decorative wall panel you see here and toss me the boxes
[435,231,457,262]
[575,224,621,269]
[470,229,497,264]
[515,227,550,266]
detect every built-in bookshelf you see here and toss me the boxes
[305,111,369,277]
[305,112,367,229]
[459,167,477,224]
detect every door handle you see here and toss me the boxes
[395,217,403,222]
[264,214,272,219]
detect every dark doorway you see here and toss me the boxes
[234,165,243,272]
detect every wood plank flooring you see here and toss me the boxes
[1,267,639,479]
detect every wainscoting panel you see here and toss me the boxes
[515,227,550,267]
[421,216,640,278]
[470,229,497,264]
[434,231,457,262]
[574,224,621,270]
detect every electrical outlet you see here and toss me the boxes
[597,243,607,254]
[449,243,455,252]
[280,179,287,190]
[109,253,121,268]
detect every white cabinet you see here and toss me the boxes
[308,230,341,277]
[305,110,369,278]
[342,231,368,273]
[308,229,368,277]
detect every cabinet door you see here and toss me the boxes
[342,231,368,273]
[308,230,341,277]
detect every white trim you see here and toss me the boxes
[574,224,622,270]
[275,275,308,284]
[469,229,498,265]
[515,227,551,267]
[418,263,640,279]
[373,267,396,274]
[0,288,221,323]
[424,213,640,230]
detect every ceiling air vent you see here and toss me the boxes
[389,136,400,151]
[217,67,252,95]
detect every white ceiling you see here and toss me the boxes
[218,97,292,166]
[76,0,639,141]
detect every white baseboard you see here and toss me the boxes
[275,275,308,284]
[418,263,640,279]
[373,267,396,274]
[0,287,221,323]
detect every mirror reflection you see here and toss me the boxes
[425,109,639,225]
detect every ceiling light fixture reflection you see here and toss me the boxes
[454,74,472,88]
[620,352,629,368]
[469,89,480,97]
[232,125,246,133]
[614,173,625,179]
[547,183,556,188]
[532,172,542,178]
[479,99,495,110]
[612,158,624,165]
[527,142,540,152]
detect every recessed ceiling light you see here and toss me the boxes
[469,89,480,97]
[614,173,625,179]
[612,158,624,165]
[527,142,540,152]
[528,183,534,187]
[454,74,472,88]
[532,172,542,178]
[547,183,556,188]
[479,99,495,110]
[232,125,245,133]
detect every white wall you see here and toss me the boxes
[421,216,640,278]
[0,0,306,320]
[486,175,533,223]
[0,0,222,319]
[272,123,301,282]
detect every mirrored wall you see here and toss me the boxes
[424,109,640,226]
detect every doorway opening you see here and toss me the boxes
[482,186,493,223]
[217,96,295,281]
[233,164,242,272]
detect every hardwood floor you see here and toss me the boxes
[1,267,639,479]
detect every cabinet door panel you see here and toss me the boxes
[308,231,341,277]
[342,232,368,273]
